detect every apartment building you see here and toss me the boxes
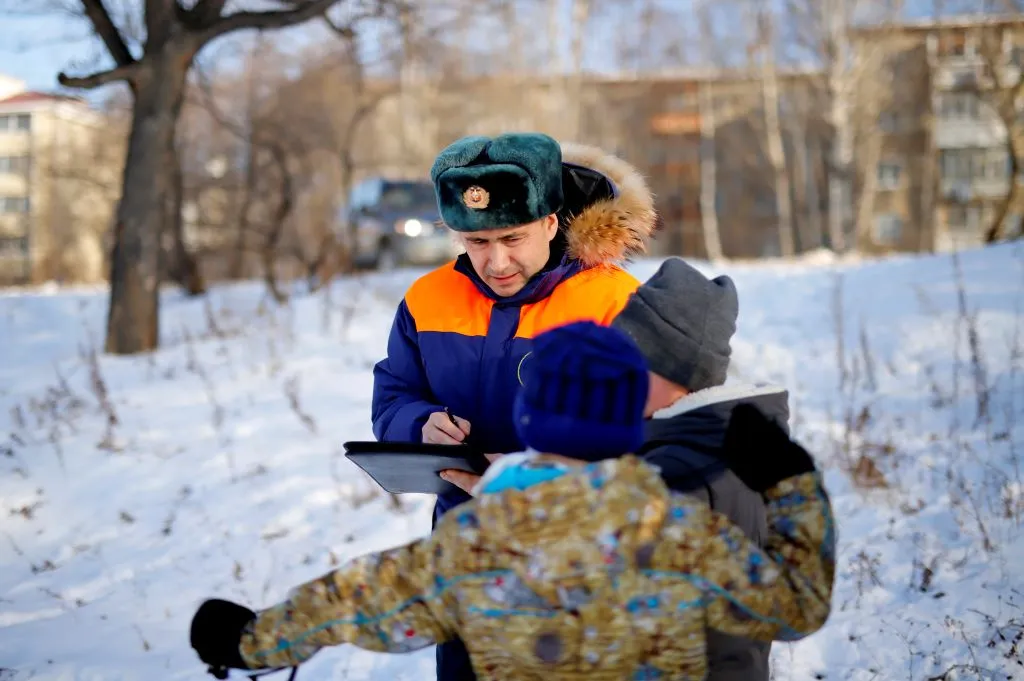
[292,18,1023,263]
[0,74,118,286]
[851,16,1024,253]
[579,69,832,259]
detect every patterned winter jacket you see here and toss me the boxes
[237,454,836,680]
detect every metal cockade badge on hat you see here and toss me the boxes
[462,185,490,210]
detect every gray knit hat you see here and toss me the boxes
[611,257,738,392]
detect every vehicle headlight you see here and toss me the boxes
[396,218,433,237]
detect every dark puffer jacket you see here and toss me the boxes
[638,383,790,681]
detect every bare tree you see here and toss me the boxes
[321,25,400,261]
[786,85,823,251]
[824,0,855,252]
[41,97,128,283]
[850,47,889,245]
[789,0,859,253]
[607,0,700,75]
[969,7,1024,242]
[165,135,205,295]
[567,0,591,141]
[752,5,796,257]
[696,0,724,261]
[189,47,316,300]
[53,0,373,355]
[848,3,908,249]
[258,139,299,303]
[782,0,909,252]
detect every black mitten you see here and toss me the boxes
[190,598,256,676]
[721,403,817,493]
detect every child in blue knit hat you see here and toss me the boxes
[469,319,651,494]
[515,319,649,458]
[190,321,836,681]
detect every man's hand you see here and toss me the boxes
[422,411,471,445]
[440,454,502,495]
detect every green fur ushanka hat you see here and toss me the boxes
[430,133,564,232]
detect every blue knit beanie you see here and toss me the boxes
[513,321,649,460]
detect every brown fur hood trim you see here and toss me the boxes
[560,143,657,267]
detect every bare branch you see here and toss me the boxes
[58,62,138,89]
[145,0,178,48]
[964,24,1024,243]
[323,12,356,39]
[80,0,135,66]
[322,0,394,38]
[186,0,228,28]
[200,0,340,43]
[260,137,297,304]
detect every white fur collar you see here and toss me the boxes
[651,383,787,420]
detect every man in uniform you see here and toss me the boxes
[370,132,657,680]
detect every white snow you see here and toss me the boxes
[2,244,1023,681]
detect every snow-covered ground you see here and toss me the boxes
[1,244,1022,681]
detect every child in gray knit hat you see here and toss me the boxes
[612,257,739,395]
[612,256,792,681]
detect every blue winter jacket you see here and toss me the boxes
[370,144,657,522]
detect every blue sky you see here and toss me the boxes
[0,13,95,92]
[0,8,326,101]
[0,0,1000,98]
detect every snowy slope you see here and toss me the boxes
[1,244,1022,681]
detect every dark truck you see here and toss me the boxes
[342,177,463,270]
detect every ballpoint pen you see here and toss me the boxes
[444,406,459,427]
[444,407,469,444]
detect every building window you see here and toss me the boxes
[878,111,906,133]
[873,214,903,245]
[0,114,31,132]
[986,149,1009,178]
[941,148,1009,182]
[942,149,969,181]
[1009,46,1024,68]
[938,31,968,58]
[664,92,699,113]
[0,156,29,174]
[0,236,27,257]
[0,196,30,213]
[937,92,979,120]
[949,66,980,89]
[877,161,902,190]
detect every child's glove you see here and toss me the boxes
[721,403,817,493]
[190,598,256,677]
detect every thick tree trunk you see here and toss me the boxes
[104,53,189,355]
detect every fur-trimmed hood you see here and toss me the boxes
[559,143,658,267]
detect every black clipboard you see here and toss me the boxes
[343,441,492,495]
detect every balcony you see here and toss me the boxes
[940,177,1013,202]
[934,118,1007,149]
[934,60,993,90]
